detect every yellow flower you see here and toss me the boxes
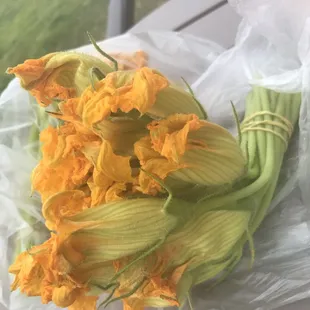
[87,172,113,206]
[9,233,99,310]
[32,145,93,203]
[42,190,90,231]
[43,191,178,261]
[148,113,203,162]
[31,156,91,203]
[52,66,206,133]
[115,255,188,310]
[134,136,184,195]
[32,122,102,202]
[82,140,136,205]
[96,140,134,183]
[159,208,251,292]
[11,189,190,310]
[105,182,127,202]
[135,114,246,196]
[36,116,138,207]
[7,52,113,106]
[74,67,169,127]
[9,251,44,296]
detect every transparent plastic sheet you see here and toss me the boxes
[0,32,224,310]
[188,0,310,309]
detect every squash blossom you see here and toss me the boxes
[51,67,207,131]
[9,45,300,310]
[10,190,188,310]
[27,63,243,206]
[135,113,246,196]
[8,54,249,309]
[31,122,99,202]
[7,52,113,106]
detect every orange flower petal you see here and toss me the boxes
[81,142,101,165]
[68,295,98,310]
[69,67,168,129]
[42,190,90,231]
[40,126,67,166]
[32,152,92,202]
[134,136,160,164]
[7,52,112,106]
[6,53,55,89]
[105,182,127,202]
[134,136,185,195]
[87,169,113,206]
[138,158,182,195]
[147,114,203,163]
[63,133,100,158]
[80,74,121,126]
[9,245,48,296]
[7,53,74,106]
[120,67,169,114]
[52,285,79,308]
[35,122,96,201]
[97,140,133,183]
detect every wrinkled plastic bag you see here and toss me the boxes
[189,0,310,309]
[2,1,310,308]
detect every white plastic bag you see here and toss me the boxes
[2,2,310,308]
[0,32,224,310]
[188,1,310,309]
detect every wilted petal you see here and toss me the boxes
[52,285,79,307]
[137,113,246,188]
[33,122,96,201]
[7,52,112,106]
[105,182,127,202]
[97,140,133,183]
[134,136,185,195]
[87,168,114,206]
[42,190,90,231]
[81,73,122,126]
[120,67,169,114]
[148,114,203,163]
[40,126,69,166]
[9,252,44,296]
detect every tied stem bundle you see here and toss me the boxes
[6,38,301,310]
[178,88,301,288]
[240,87,300,233]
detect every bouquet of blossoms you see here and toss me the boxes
[3,1,310,310]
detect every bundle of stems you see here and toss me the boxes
[185,87,301,286]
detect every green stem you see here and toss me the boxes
[185,87,301,290]
[87,31,118,71]
[198,88,300,210]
